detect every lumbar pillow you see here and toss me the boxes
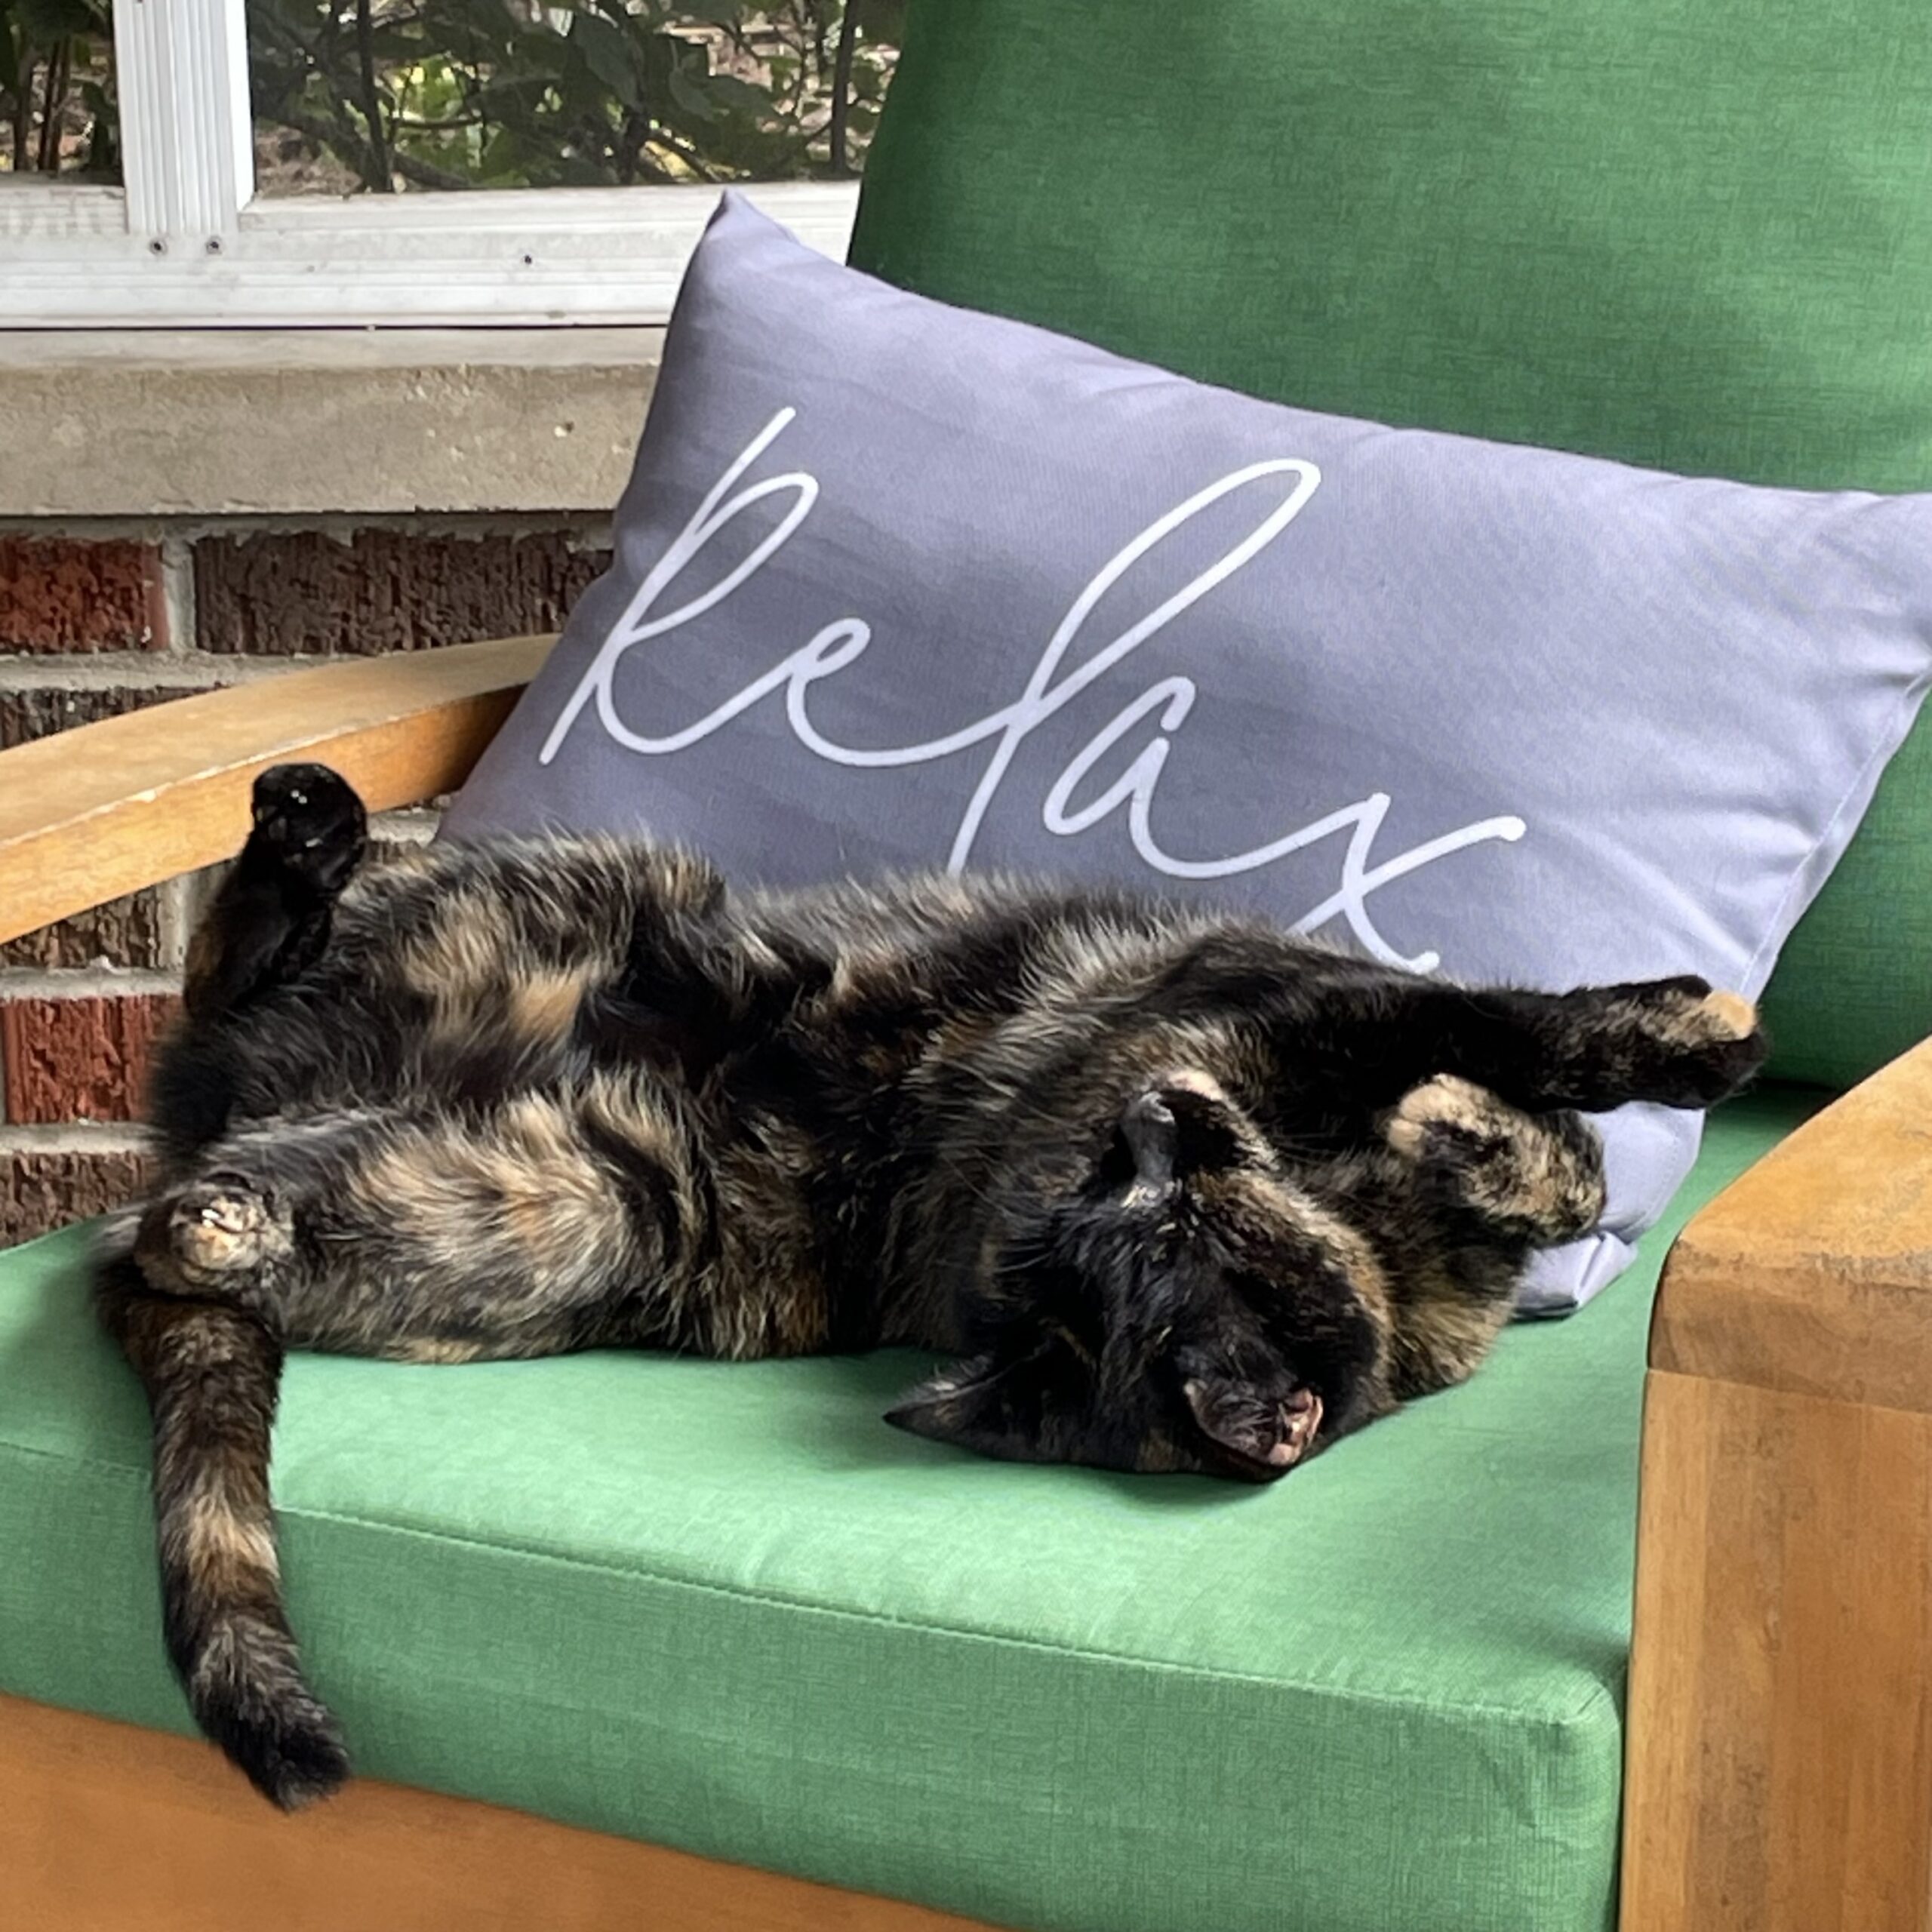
[445,192,1932,1312]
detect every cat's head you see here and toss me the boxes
[886,1072,1389,1482]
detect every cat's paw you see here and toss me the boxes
[1386,1075,1605,1241]
[1385,1073,1514,1164]
[140,1174,291,1296]
[1606,977,1768,1107]
[249,763,367,894]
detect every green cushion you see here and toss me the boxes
[850,2,1932,1091]
[0,1090,1817,1932]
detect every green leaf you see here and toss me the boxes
[566,9,638,109]
[666,60,715,122]
[700,70,767,116]
[507,26,569,75]
[16,0,96,42]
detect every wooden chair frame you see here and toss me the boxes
[2,638,1927,1932]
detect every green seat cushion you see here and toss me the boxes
[851,1,1932,1091]
[0,1089,1818,1932]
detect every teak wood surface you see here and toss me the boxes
[0,1693,1000,1932]
[0,632,555,946]
[1624,1034,1932,1932]
[1,645,1927,1932]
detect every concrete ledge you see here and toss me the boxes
[0,328,662,518]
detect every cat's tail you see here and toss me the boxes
[94,1227,349,1808]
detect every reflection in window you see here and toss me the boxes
[247,0,902,196]
[0,0,118,180]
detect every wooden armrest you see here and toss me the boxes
[0,635,554,945]
[1623,1037,1932,1932]
[1652,1034,1932,1411]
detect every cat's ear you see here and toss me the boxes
[1120,1092,1178,1188]
[1117,1072,1262,1186]
[884,1353,1054,1462]
[1180,1374,1324,1478]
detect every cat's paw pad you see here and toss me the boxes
[250,764,367,891]
[1620,980,1768,1105]
[162,1178,279,1281]
[1385,1074,1513,1162]
[1641,982,1758,1048]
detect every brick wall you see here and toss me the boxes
[0,517,610,1246]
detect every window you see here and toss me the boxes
[0,0,893,325]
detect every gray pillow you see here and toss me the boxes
[446,192,1932,1313]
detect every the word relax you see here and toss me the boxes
[540,407,1526,972]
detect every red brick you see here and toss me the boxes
[2,992,180,1124]
[2,1148,154,1245]
[0,538,168,652]
[193,528,610,655]
[0,889,171,970]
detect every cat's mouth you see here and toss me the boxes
[1263,1388,1324,1466]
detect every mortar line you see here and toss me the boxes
[160,533,196,660]
[0,966,180,999]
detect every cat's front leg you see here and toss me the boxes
[1434,975,1767,1114]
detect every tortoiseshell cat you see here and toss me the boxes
[100,764,1765,1808]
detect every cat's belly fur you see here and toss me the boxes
[146,840,1356,1368]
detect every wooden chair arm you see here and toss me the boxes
[1653,1034,1932,1411]
[1623,1036,1932,1932]
[0,635,554,946]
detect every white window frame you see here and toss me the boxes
[0,0,858,326]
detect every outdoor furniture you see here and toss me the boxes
[4,3,1929,1925]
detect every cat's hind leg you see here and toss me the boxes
[116,1075,707,1806]
[183,762,368,1022]
[134,1078,697,1359]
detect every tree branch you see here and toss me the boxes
[272,103,472,192]
[827,0,857,175]
[35,36,71,175]
[353,0,393,190]
[11,51,36,172]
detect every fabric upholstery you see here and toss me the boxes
[850,0,1932,1090]
[0,1090,1820,1932]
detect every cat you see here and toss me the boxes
[97,761,1767,1809]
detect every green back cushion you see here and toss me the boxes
[850,1,1932,1089]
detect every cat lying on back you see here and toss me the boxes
[99,763,1767,1808]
